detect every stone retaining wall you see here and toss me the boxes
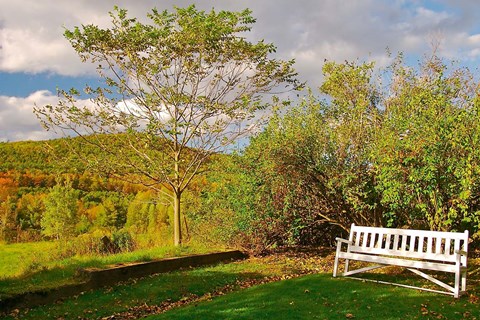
[0,250,247,312]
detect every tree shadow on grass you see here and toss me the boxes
[1,267,270,319]
[2,254,479,319]
[0,267,80,299]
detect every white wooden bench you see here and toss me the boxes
[333,224,469,298]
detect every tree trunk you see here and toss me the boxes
[173,190,182,246]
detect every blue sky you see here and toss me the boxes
[1,0,480,142]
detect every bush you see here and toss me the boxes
[56,230,135,256]
[111,229,135,253]
[58,230,108,256]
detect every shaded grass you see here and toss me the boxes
[149,273,480,320]
[0,241,221,298]
[3,257,291,319]
[2,248,479,319]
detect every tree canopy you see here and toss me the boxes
[35,5,299,245]
[189,53,480,253]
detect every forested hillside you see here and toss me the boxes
[0,140,57,172]
[0,136,178,249]
[2,54,480,256]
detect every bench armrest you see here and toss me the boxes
[335,237,352,245]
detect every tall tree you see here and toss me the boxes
[35,5,299,245]
[41,182,79,240]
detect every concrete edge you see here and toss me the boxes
[0,250,247,313]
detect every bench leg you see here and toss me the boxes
[345,259,350,274]
[333,254,339,277]
[333,241,342,277]
[461,269,467,292]
[454,268,461,298]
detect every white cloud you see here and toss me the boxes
[0,0,116,75]
[414,7,452,29]
[0,91,58,141]
[115,99,172,123]
[1,0,479,79]
[2,0,480,141]
[0,90,96,142]
[0,28,86,75]
[468,34,480,44]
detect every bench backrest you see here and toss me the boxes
[348,224,469,265]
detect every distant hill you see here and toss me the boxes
[0,133,208,191]
[0,139,57,172]
[0,137,86,173]
[0,135,151,202]
[0,134,154,174]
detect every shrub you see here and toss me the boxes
[61,230,108,256]
[111,229,135,253]
[56,229,137,257]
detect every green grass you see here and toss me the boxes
[148,273,480,320]
[2,257,287,319]
[0,241,57,278]
[2,249,479,319]
[0,241,222,299]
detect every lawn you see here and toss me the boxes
[0,241,57,278]
[0,241,222,298]
[1,248,479,319]
[149,273,480,320]
[1,254,318,319]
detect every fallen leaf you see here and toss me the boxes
[469,294,479,304]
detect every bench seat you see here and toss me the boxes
[333,224,469,298]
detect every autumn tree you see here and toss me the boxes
[35,5,298,245]
[16,193,45,230]
[126,190,169,235]
[41,182,79,239]
[0,197,16,242]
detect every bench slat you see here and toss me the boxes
[351,225,468,240]
[409,235,415,253]
[355,232,361,247]
[435,237,441,254]
[393,234,400,250]
[337,251,461,273]
[401,234,408,251]
[445,239,451,255]
[347,246,461,263]
[362,232,369,248]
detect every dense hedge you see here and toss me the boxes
[189,55,480,253]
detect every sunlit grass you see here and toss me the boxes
[0,241,57,278]
[0,241,223,298]
[149,273,480,320]
[2,252,479,320]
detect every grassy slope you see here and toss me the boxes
[0,242,221,299]
[2,256,295,319]
[0,241,57,278]
[1,249,479,319]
